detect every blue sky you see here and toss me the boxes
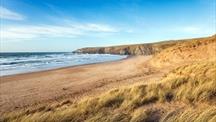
[0,0,215,52]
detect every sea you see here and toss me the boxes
[0,52,127,76]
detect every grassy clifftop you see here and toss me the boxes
[73,40,179,55]
[73,35,215,56]
[2,61,216,122]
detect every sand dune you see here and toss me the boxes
[150,35,216,67]
[1,35,216,122]
[2,59,215,122]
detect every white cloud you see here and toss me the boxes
[0,6,25,20]
[80,24,118,32]
[0,23,118,41]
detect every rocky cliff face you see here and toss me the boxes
[73,35,215,55]
[73,41,179,55]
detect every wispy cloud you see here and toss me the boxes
[0,6,25,20]
[0,23,118,41]
[75,23,118,32]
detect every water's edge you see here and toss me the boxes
[0,53,127,76]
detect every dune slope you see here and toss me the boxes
[1,35,216,122]
[150,35,216,67]
[2,61,215,122]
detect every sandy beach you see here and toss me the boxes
[0,55,165,114]
[1,0,215,120]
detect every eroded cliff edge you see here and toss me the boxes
[73,35,215,55]
[73,41,177,55]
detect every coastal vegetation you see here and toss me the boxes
[73,40,179,55]
[1,35,216,122]
[1,61,216,122]
[73,35,216,56]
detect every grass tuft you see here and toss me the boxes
[1,61,216,122]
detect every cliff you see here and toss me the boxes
[73,40,180,55]
[73,35,215,55]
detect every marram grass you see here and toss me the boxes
[1,61,216,122]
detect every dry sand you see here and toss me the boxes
[0,56,166,114]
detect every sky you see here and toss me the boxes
[0,0,215,52]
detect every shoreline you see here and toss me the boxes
[0,55,158,114]
[0,55,130,78]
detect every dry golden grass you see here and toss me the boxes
[161,105,216,122]
[150,35,216,67]
[1,61,216,122]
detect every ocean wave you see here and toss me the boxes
[0,53,127,76]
